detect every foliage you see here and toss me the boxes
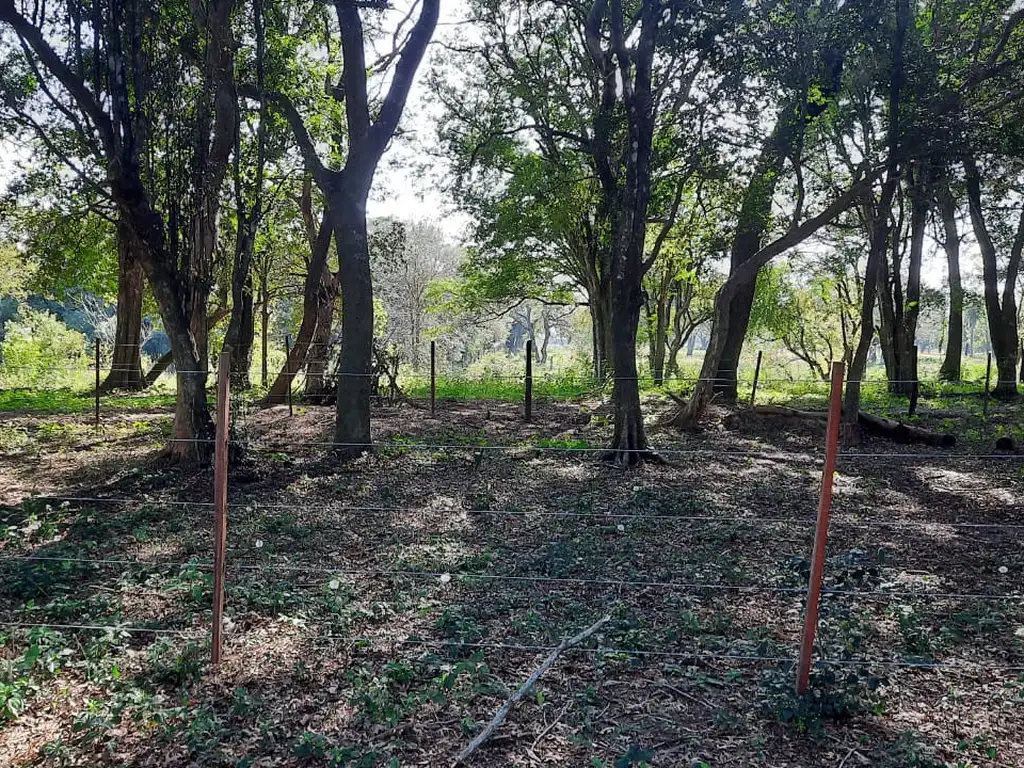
[0,307,87,387]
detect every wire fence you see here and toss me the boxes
[1,349,1023,764]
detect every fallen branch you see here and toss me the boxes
[454,614,610,765]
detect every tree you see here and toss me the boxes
[936,177,965,380]
[264,0,439,455]
[0,0,240,461]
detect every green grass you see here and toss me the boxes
[0,387,176,415]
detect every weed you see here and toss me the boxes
[760,665,886,733]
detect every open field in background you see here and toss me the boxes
[1,368,1022,768]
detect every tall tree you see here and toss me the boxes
[265,0,439,455]
[0,0,239,462]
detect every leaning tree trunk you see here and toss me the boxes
[332,196,374,457]
[265,216,332,404]
[937,182,963,380]
[304,270,340,403]
[101,217,146,391]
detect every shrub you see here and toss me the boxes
[0,308,88,387]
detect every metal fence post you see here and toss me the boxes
[796,361,845,695]
[525,339,533,422]
[285,335,294,417]
[750,350,763,407]
[94,338,101,429]
[908,345,919,418]
[983,351,992,418]
[430,340,436,416]
[212,349,231,665]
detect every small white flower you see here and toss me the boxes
[254,539,264,549]
[328,579,340,591]
[616,524,625,533]
[439,573,452,584]
[246,506,254,514]
[632,485,641,493]
[998,566,1009,574]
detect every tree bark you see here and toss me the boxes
[331,192,374,456]
[265,214,332,404]
[937,180,963,380]
[101,215,146,391]
[304,268,340,403]
[963,154,1021,399]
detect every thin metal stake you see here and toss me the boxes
[750,350,763,407]
[525,339,533,422]
[211,349,231,666]
[94,337,101,429]
[430,340,436,416]
[796,361,845,695]
[983,351,992,418]
[285,335,293,417]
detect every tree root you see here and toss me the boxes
[599,447,666,467]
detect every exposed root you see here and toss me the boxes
[599,447,666,468]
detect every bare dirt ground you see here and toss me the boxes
[1,393,1022,767]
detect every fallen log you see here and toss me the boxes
[731,405,956,448]
[855,411,956,447]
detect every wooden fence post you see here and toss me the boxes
[212,350,231,666]
[430,340,436,416]
[750,350,763,407]
[525,339,533,422]
[285,335,293,417]
[796,360,844,695]
[94,338,101,429]
[908,345,919,418]
[983,351,992,418]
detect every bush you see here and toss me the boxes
[0,308,88,387]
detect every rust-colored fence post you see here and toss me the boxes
[525,339,533,422]
[430,340,436,416]
[908,345,919,418]
[796,360,845,695]
[750,350,763,407]
[94,338,101,429]
[983,351,992,418]
[285,335,293,417]
[211,350,231,666]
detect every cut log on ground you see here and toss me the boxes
[453,614,610,765]
[724,405,956,448]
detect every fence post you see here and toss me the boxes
[285,335,294,417]
[525,339,533,422]
[908,345,919,418]
[983,351,992,418]
[94,338,101,429]
[796,360,844,695]
[750,350,763,407]
[212,349,231,666]
[430,340,436,416]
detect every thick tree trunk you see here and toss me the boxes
[101,217,146,391]
[332,194,374,457]
[937,182,963,380]
[713,103,802,401]
[588,278,613,380]
[303,271,339,403]
[230,283,255,388]
[964,155,1021,400]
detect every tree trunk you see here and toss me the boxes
[331,193,374,457]
[101,216,146,391]
[304,269,340,403]
[260,271,269,387]
[230,282,255,388]
[964,154,1021,400]
[588,276,613,380]
[937,181,963,380]
[714,99,808,401]
[265,215,332,404]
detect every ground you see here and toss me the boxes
[0,385,1022,768]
